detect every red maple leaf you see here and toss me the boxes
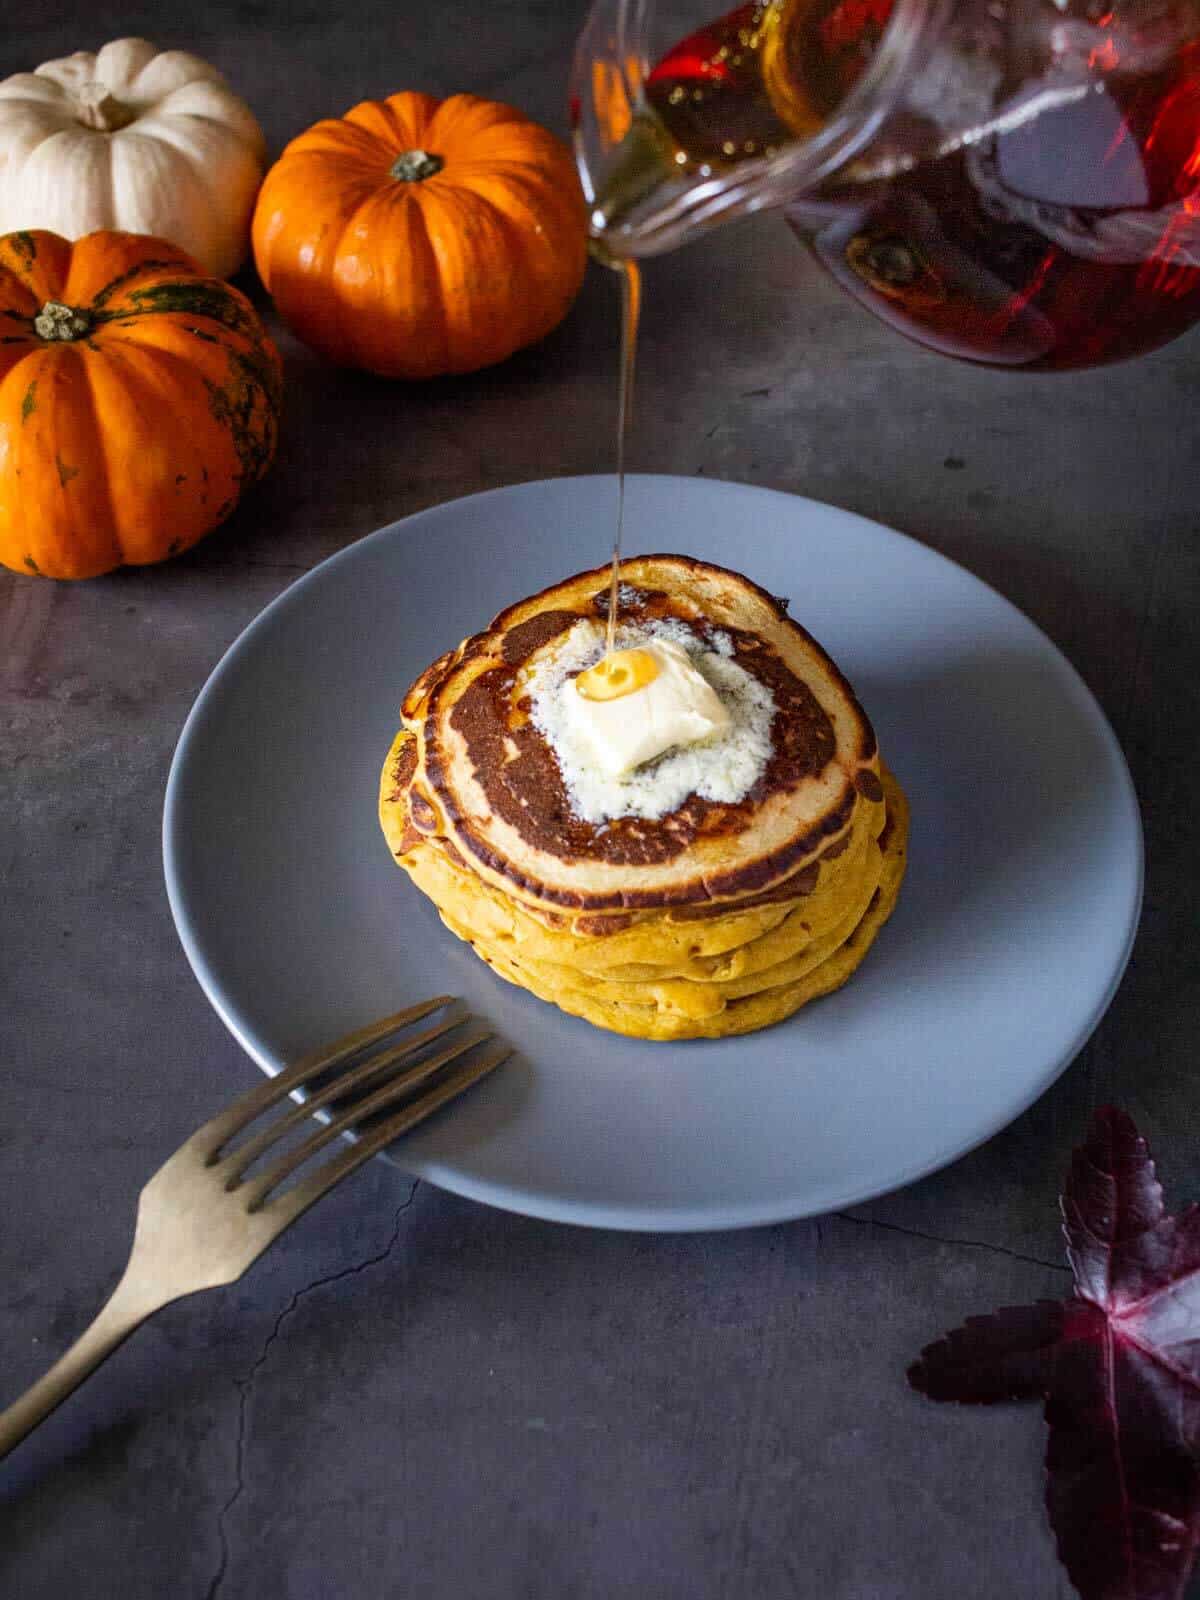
[909,1107,1200,1600]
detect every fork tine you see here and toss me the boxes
[266,1045,512,1228]
[242,1030,498,1209]
[219,1009,470,1185]
[192,996,460,1158]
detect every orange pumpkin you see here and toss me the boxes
[251,92,588,379]
[0,229,282,579]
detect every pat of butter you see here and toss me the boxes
[562,638,731,777]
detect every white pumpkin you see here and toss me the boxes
[0,38,266,278]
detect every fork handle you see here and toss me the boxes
[0,1271,159,1463]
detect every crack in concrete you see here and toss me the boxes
[197,1191,1055,1597]
[204,1179,420,1600]
[834,1210,1069,1275]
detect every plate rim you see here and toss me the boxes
[163,473,1144,1231]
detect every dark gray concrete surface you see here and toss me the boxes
[3,4,1199,1597]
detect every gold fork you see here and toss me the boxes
[0,996,507,1462]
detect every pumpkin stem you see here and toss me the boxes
[35,302,93,342]
[390,149,444,182]
[74,82,137,133]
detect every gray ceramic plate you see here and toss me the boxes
[163,475,1142,1231]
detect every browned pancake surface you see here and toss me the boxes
[405,556,880,912]
[444,629,835,873]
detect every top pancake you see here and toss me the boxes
[398,554,880,915]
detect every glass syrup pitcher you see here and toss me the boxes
[573,0,1200,367]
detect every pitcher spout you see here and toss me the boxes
[584,111,682,249]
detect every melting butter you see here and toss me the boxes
[564,637,731,778]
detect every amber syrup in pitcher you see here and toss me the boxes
[644,0,1200,368]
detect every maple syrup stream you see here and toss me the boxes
[606,258,642,659]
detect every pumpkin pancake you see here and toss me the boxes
[379,555,908,1040]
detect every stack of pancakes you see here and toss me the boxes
[379,555,908,1040]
